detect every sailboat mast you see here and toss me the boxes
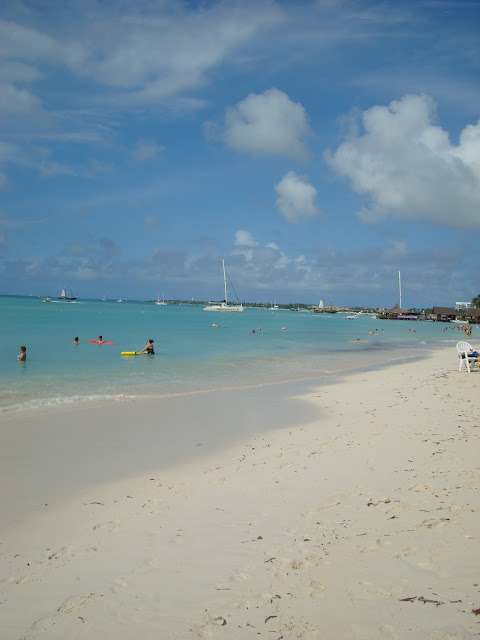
[222,259,228,304]
[398,271,402,309]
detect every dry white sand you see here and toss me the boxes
[1,348,479,639]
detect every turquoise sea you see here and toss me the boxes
[0,296,467,413]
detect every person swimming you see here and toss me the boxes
[73,337,79,344]
[139,339,155,354]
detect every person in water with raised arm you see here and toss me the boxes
[138,339,155,355]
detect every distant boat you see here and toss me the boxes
[58,288,77,301]
[203,259,243,312]
[117,298,123,303]
[314,299,337,313]
[155,293,168,306]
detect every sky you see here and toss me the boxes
[0,0,479,308]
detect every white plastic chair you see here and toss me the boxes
[457,341,477,373]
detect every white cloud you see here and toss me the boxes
[222,89,311,160]
[325,94,480,229]
[75,3,284,100]
[275,171,320,222]
[142,215,164,229]
[0,3,283,120]
[0,141,22,165]
[234,230,258,247]
[0,20,59,61]
[132,140,161,163]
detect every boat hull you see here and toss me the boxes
[203,304,243,312]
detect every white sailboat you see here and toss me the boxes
[58,287,77,301]
[155,293,168,306]
[203,259,243,312]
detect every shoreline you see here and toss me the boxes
[0,344,441,415]
[1,347,478,638]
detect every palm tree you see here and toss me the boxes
[472,294,480,308]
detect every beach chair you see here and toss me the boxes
[456,341,478,373]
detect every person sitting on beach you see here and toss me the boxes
[17,345,26,361]
[139,339,155,355]
[460,347,478,360]
[73,337,79,344]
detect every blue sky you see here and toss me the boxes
[0,0,479,308]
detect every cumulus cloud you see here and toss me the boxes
[325,94,480,229]
[275,171,320,222]
[222,89,311,160]
[234,230,258,247]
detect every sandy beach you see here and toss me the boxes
[1,348,478,639]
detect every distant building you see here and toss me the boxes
[377,304,418,320]
[432,306,480,323]
[456,302,473,310]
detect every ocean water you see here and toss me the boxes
[0,296,465,413]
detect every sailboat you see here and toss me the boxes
[203,259,243,312]
[155,293,168,306]
[58,287,77,301]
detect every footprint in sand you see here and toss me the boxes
[229,569,250,583]
[31,593,95,632]
[444,503,464,513]
[394,546,417,559]
[48,545,73,560]
[414,560,440,575]
[378,623,398,638]
[290,555,323,570]
[57,592,95,614]
[359,581,392,596]
[309,580,327,599]
[387,504,411,515]
[361,539,392,553]
[408,483,430,491]
[421,518,449,529]
[141,498,165,514]
[111,579,128,593]
[92,519,120,532]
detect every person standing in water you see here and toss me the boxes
[139,339,155,354]
[73,337,79,344]
[17,345,27,361]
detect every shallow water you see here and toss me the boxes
[0,296,465,412]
